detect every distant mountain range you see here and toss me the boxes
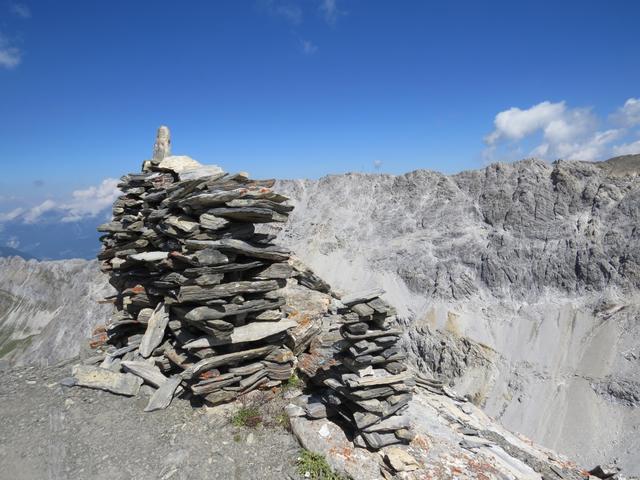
[0,215,103,260]
[0,154,638,261]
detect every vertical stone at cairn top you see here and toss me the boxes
[152,125,171,161]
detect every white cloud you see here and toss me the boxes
[0,178,121,225]
[373,159,383,170]
[485,101,567,144]
[612,138,640,156]
[485,98,640,162]
[0,34,21,69]
[10,3,31,18]
[0,207,25,222]
[23,199,57,223]
[300,39,318,55]
[611,98,640,127]
[60,178,120,222]
[319,0,345,25]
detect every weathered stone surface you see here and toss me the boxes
[384,447,419,472]
[340,289,385,307]
[72,365,142,396]
[120,360,168,388]
[183,298,284,320]
[199,213,229,231]
[157,155,202,173]
[205,207,288,223]
[253,309,282,321]
[362,415,411,432]
[139,303,170,358]
[178,280,280,302]
[164,215,199,234]
[351,302,374,317]
[151,125,171,161]
[230,318,297,344]
[180,345,276,380]
[185,239,290,261]
[144,375,182,412]
[129,251,169,262]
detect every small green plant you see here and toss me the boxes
[275,411,291,432]
[231,405,262,428]
[233,433,241,442]
[297,449,348,480]
[282,373,301,391]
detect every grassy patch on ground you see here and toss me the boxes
[231,405,262,428]
[282,373,301,391]
[297,449,348,480]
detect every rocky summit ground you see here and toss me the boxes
[0,360,302,480]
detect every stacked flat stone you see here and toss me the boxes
[89,129,300,410]
[297,288,415,450]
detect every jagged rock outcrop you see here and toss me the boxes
[0,257,113,367]
[266,155,640,473]
[270,157,640,301]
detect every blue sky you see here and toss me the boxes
[0,0,639,228]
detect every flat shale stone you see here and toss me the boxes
[139,303,170,358]
[340,289,385,307]
[72,365,143,396]
[144,375,182,412]
[230,318,298,344]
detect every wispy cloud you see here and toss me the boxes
[0,33,21,69]
[23,199,57,223]
[319,0,346,25]
[59,178,120,222]
[0,178,121,225]
[10,2,31,18]
[300,39,318,55]
[611,98,640,128]
[484,98,640,162]
[260,0,303,25]
[0,207,25,222]
[613,138,640,157]
[6,236,20,249]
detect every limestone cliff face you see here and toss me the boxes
[0,257,113,367]
[271,157,640,301]
[267,156,640,473]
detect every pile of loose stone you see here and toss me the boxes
[73,126,413,451]
[295,288,415,450]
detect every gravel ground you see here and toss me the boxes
[0,360,303,480]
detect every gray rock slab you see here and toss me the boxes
[340,289,385,307]
[144,375,182,412]
[72,365,143,396]
[121,360,169,388]
[230,318,298,344]
[139,303,170,358]
[181,345,276,380]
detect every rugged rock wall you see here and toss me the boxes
[0,257,112,367]
[267,156,640,473]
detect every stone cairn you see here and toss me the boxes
[297,288,415,449]
[75,126,413,450]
